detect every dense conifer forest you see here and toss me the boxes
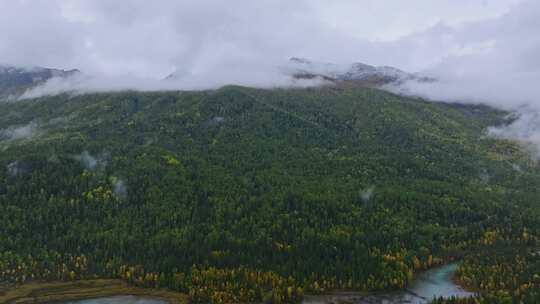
[0,86,539,303]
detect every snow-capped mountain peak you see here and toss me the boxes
[285,57,425,85]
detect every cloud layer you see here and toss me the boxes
[396,0,540,109]
[385,1,540,157]
[0,0,524,77]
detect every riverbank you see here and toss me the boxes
[303,263,474,304]
[0,279,188,304]
[0,263,472,304]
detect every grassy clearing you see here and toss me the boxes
[0,279,187,304]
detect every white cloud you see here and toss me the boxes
[384,1,540,157]
[487,110,540,158]
[0,121,39,141]
[0,0,526,77]
[311,0,523,42]
[113,178,127,198]
[361,187,375,203]
[75,151,108,171]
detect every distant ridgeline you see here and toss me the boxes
[0,85,539,303]
[286,57,435,87]
[0,65,79,100]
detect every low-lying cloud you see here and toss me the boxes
[75,150,108,171]
[388,0,540,157]
[0,121,40,142]
[112,178,127,198]
[487,110,540,158]
[20,65,325,99]
[360,187,375,203]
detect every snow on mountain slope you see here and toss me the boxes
[0,65,80,100]
[285,57,431,85]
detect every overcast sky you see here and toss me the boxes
[0,0,528,76]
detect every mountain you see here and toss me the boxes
[0,65,80,100]
[163,57,433,88]
[287,57,434,86]
[0,85,539,303]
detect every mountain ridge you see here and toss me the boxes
[286,57,434,86]
[0,65,80,100]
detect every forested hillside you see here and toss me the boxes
[0,86,539,303]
